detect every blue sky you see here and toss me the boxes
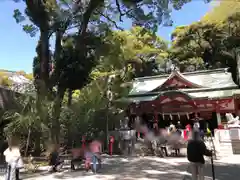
[0,1,213,73]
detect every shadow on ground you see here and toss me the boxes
[183,162,240,180]
[20,156,240,180]
[51,156,189,180]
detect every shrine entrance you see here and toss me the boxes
[128,90,221,132]
[117,68,240,134]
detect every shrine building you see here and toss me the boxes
[117,68,240,130]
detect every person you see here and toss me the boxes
[49,144,63,172]
[158,128,168,157]
[70,147,83,170]
[4,138,21,180]
[171,127,181,156]
[176,121,181,130]
[187,130,212,180]
[176,122,182,137]
[89,139,102,172]
[169,123,175,133]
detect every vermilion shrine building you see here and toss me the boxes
[118,68,240,130]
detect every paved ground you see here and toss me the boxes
[183,155,240,180]
[22,156,191,180]
[1,155,240,180]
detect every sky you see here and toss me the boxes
[0,0,213,73]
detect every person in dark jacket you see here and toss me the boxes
[187,130,212,180]
[49,145,63,172]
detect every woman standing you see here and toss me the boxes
[4,137,21,180]
[187,130,212,180]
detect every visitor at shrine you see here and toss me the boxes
[4,138,22,180]
[186,124,191,131]
[176,121,181,129]
[84,145,92,171]
[184,124,192,140]
[187,130,212,180]
[159,129,168,156]
[49,144,63,172]
[169,123,175,133]
[70,147,83,170]
[176,121,182,136]
[89,139,102,166]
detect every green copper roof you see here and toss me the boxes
[189,89,240,99]
[116,89,240,103]
[115,95,158,103]
[129,68,237,96]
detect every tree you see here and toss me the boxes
[12,0,210,144]
[98,26,168,79]
[170,21,227,71]
[170,9,240,86]
[202,0,240,23]
[58,27,169,146]
[2,87,49,156]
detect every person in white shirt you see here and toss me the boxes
[4,139,21,180]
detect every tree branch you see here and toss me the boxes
[76,0,104,51]
[95,10,124,30]
[115,0,123,22]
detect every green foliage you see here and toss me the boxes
[0,72,13,87]
[202,0,240,23]
[9,0,212,144]
[170,15,240,71]
[1,77,12,87]
[98,26,169,79]
[169,3,240,85]
[2,92,50,154]
[13,0,210,37]
[3,94,45,135]
[53,32,109,91]
[24,73,34,81]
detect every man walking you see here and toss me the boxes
[187,130,212,180]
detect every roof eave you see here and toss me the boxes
[128,86,239,97]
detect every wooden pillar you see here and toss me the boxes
[216,112,221,126]
[215,100,221,126]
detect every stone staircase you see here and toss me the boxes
[205,138,234,159]
[217,142,234,157]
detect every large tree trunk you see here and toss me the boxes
[26,0,50,95]
[51,87,65,145]
[39,29,50,95]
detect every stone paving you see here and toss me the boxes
[22,156,190,180]
[0,155,240,180]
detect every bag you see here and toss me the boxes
[16,157,24,169]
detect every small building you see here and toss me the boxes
[117,68,240,130]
